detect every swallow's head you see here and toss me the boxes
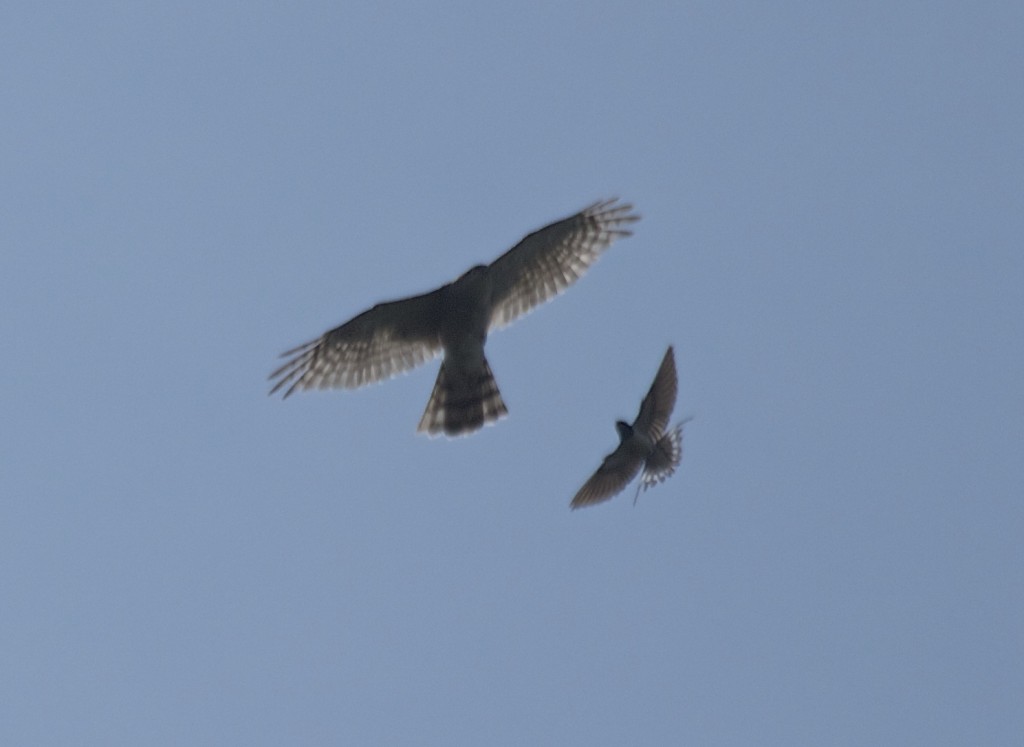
[614,420,634,441]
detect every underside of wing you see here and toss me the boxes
[268,288,445,398]
[487,198,639,330]
[570,445,643,509]
[633,346,678,441]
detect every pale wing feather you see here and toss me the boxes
[641,421,685,488]
[487,199,639,330]
[268,289,445,398]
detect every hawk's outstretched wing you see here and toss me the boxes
[486,198,639,330]
[268,289,446,398]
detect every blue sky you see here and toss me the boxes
[2,2,1022,744]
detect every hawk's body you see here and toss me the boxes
[269,199,639,436]
[571,346,687,509]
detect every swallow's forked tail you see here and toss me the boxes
[634,418,691,504]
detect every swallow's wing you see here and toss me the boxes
[633,346,678,441]
[570,442,644,510]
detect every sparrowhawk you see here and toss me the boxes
[269,198,639,436]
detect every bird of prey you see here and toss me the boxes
[571,346,688,509]
[269,198,639,436]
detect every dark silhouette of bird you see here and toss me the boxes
[571,346,688,509]
[269,198,639,436]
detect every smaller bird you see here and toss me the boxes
[571,346,689,509]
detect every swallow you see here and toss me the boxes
[571,346,689,508]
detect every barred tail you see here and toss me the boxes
[635,418,690,504]
[417,357,508,437]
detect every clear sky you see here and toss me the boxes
[3,2,1022,745]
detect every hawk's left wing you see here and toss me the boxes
[486,198,639,330]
